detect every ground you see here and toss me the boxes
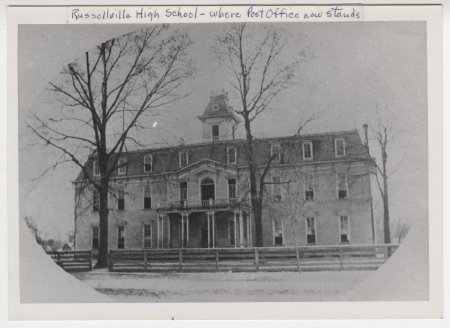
[72,269,371,302]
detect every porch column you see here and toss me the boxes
[186,213,190,246]
[233,211,238,248]
[246,213,250,247]
[207,212,211,248]
[181,214,185,248]
[167,215,171,248]
[211,211,216,248]
[161,215,165,248]
[157,214,161,249]
[248,211,252,247]
[239,209,245,248]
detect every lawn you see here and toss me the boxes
[72,269,372,302]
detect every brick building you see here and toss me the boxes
[74,93,377,251]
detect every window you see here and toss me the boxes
[303,142,313,160]
[179,152,189,168]
[339,215,350,243]
[337,172,348,199]
[271,144,281,162]
[306,216,316,244]
[144,184,152,209]
[143,224,152,248]
[93,190,99,212]
[335,138,346,157]
[304,174,314,201]
[179,182,188,202]
[117,185,125,210]
[212,125,219,142]
[212,104,219,111]
[272,175,282,201]
[93,160,100,177]
[117,158,127,175]
[92,226,99,249]
[227,146,236,164]
[144,155,153,173]
[117,225,125,249]
[272,218,283,245]
[228,178,237,200]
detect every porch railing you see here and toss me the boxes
[108,244,399,273]
[157,198,243,211]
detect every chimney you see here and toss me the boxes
[363,123,369,151]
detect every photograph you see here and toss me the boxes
[6,3,443,321]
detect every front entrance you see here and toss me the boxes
[201,177,215,205]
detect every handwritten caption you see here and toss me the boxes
[68,6,362,23]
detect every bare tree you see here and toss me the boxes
[27,26,194,268]
[372,116,393,244]
[214,23,303,246]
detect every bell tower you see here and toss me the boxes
[198,92,240,142]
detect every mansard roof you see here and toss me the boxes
[197,93,240,123]
[74,129,370,182]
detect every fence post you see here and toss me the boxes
[179,249,183,272]
[254,248,259,271]
[295,247,301,273]
[339,246,344,270]
[215,249,219,272]
[108,251,113,272]
[144,249,148,271]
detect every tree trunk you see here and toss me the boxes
[382,176,391,244]
[95,177,109,268]
[381,147,391,244]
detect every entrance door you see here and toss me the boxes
[201,177,215,206]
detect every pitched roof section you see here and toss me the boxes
[197,93,240,123]
[75,129,371,182]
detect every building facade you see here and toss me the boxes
[74,93,377,251]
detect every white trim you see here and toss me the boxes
[226,146,237,164]
[338,214,351,243]
[143,154,153,173]
[302,141,313,160]
[117,158,127,175]
[305,216,317,245]
[335,138,346,157]
[336,171,349,199]
[270,143,281,162]
[142,223,152,249]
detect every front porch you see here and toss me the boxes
[155,200,252,249]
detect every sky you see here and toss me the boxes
[18,22,428,241]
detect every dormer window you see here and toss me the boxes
[227,146,237,164]
[303,142,313,160]
[271,144,281,162]
[93,160,100,177]
[179,151,189,168]
[212,125,219,142]
[212,104,219,111]
[144,155,153,173]
[117,158,127,175]
[335,138,346,157]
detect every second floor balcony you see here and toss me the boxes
[157,198,247,212]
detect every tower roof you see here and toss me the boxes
[198,92,240,122]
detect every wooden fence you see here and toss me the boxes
[108,244,399,273]
[47,250,92,272]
